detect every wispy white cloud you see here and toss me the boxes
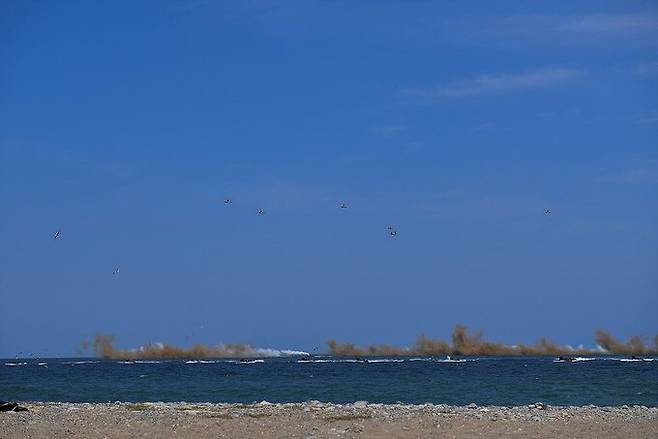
[635,111,658,125]
[369,124,406,138]
[602,168,658,184]
[559,14,658,34]
[600,160,658,184]
[401,68,583,100]
[456,13,658,47]
[474,122,499,132]
[631,60,658,76]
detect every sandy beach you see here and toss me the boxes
[1,401,656,438]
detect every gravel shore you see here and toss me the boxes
[1,401,656,438]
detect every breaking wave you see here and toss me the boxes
[552,357,596,363]
[62,361,101,365]
[255,348,309,357]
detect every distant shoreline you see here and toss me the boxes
[3,354,657,361]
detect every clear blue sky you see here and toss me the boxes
[1,1,657,357]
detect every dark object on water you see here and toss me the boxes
[557,356,576,362]
[0,401,28,412]
[239,358,251,363]
[355,357,369,364]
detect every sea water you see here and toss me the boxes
[2,356,656,406]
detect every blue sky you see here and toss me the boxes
[1,1,657,357]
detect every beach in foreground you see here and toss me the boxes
[1,402,656,438]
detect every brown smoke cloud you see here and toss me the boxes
[327,325,658,357]
[87,326,657,359]
[91,334,263,360]
[594,329,656,355]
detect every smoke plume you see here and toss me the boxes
[92,334,264,360]
[87,326,657,359]
[594,329,656,355]
[327,325,658,357]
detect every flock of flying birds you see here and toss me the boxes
[50,199,553,275]
[222,198,401,237]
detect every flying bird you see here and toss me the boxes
[340,202,347,209]
[113,266,120,275]
[257,209,265,215]
[545,209,552,215]
[53,229,61,240]
[390,230,398,237]
[224,198,232,204]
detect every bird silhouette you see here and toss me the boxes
[224,198,232,204]
[545,209,552,215]
[53,229,61,240]
[257,209,265,215]
[340,202,347,209]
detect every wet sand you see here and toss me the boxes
[1,401,656,438]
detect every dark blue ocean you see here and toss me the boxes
[2,356,657,406]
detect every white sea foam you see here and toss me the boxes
[134,360,161,364]
[335,359,392,363]
[4,362,27,366]
[38,362,48,366]
[408,357,470,363]
[184,360,225,364]
[299,359,357,363]
[612,358,654,362]
[63,361,100,365]
[365,359,405,363]
[228,359,264,364]
[255,348,310,357]
[553,357,596,363]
